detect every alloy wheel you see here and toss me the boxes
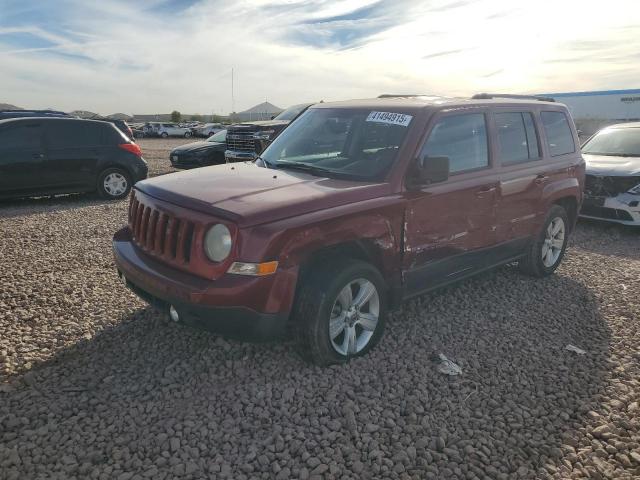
[542,216,565,267]
[329,278,380,356]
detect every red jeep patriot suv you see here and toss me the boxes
[113,94,584,365]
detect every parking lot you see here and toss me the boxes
[1,138,639,479]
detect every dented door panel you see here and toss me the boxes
[402,172,499,296]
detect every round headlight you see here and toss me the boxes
[204,224,232,262]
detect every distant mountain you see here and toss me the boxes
[70,110,99,119]
[0,103,22,110]
[107,113,133,120]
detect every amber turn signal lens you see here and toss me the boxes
[227,261,278,276]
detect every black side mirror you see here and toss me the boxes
[413,155,449,185]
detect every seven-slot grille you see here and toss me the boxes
[226,128,258,153]
[129,194,195,265]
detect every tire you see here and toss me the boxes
[161,132,168,138]
[97,168,132,200]
[518,205,569,277]
[184,132,192,138]
[293,259,387,366]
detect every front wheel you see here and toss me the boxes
[184,131,192,138]
[97,168,131,200]
[160,132,168,138]
[294,259,387,366]
[519,205,569,277]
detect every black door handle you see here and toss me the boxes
[475,186,496,196]
[535,174,549,184]
[32,153,44,159]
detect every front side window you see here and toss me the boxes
[495,112,540,164]
[420,113,488,173]
[582,127,640,157]
[541,111,575,156]
[0,123,42,150]
[261,108,412,180]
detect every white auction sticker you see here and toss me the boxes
[366,111,413,127]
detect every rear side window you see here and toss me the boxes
[541,111,575,156]
[46,121,114,148]
[421,113,488,173]
[0,124,42,149]
[495,112,540,164]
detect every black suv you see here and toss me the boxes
[0,117,148,200]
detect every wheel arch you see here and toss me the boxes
[553,196,578,231]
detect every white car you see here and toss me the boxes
[581,122,640,225]
[157,123,192,138]
[194,123,224,137]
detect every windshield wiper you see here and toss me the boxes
[275,162,359,180]
[276,161,343,177]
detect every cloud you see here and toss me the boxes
[283,0,415,49]
[0,0,639,114]
[423,48,469,60]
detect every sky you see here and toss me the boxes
[0,0,639,115]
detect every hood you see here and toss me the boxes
[135,162,389,227]
[171,141,224,154]
[584,153,640,176]
[230,120,289,129]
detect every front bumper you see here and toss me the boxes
[580,193,640,225]
[112,228,294,339]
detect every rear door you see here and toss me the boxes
[43,120,103,188]
[0,122,46,195]
[492,109,547,248]
[403,110,500,296]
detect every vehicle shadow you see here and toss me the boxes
[0,267,611,479]
[0,193,124,219]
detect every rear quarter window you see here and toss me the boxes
[541,111,575,156]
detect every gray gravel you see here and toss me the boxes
[1,142,639,479]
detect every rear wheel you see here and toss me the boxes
[97,168,131,200]
[184,131,192,138]
[161,132,168,138]
[519,205,569,277]
[294,259,387,366]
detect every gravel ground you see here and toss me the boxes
[1,142,639,479]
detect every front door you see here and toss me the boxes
[403,111,499,296]
[0,122,46,196]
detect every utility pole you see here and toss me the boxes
[231,68,235,121]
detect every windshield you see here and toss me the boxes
[207,129,226,142]
[583,127,640,157]
[274,104,309,121]
[260,107,413,180]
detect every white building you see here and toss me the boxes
[232,102,283,122]
[541,89,640,121]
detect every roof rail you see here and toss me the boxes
[0,109,69,114]
[377,94,430,98]
[472,93,555,102]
